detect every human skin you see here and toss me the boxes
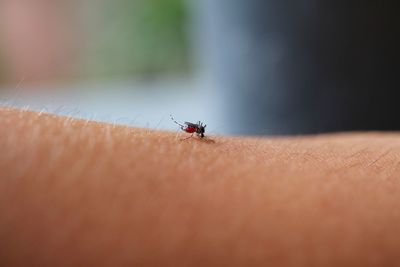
[1,107,400,266]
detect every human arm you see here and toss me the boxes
[1,107,400,266]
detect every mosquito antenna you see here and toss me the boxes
[170,114,185,128]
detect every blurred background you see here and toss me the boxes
[0,0,399,135]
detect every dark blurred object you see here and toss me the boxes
[200,1,400,135]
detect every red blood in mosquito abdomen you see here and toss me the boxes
[185,126,196,133]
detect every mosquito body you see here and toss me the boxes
[170,115,206,139]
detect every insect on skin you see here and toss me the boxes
[170,115,207,139]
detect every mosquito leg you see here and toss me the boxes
[180,133,194,141]
[170,114,185,128]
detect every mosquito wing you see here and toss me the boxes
[184,122,198,127]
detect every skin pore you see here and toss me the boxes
[1,107,400,266]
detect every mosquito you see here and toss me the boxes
[170,115,206,139]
